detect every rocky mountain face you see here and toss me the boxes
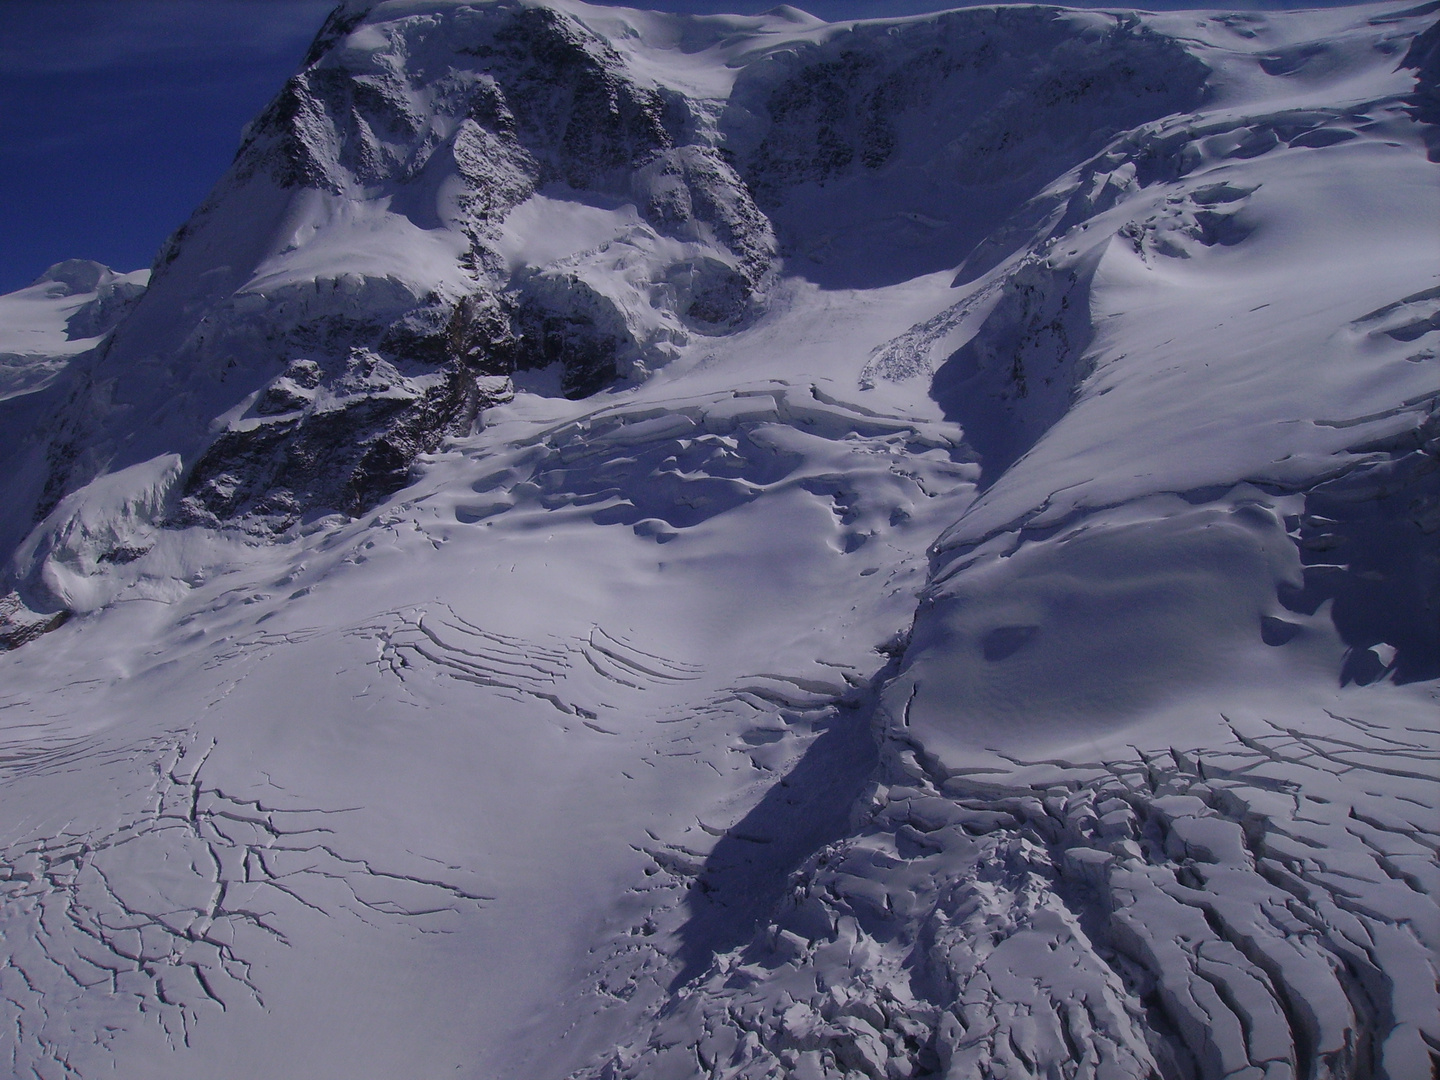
[12,0,781,541]
[0,2,1437,1079]
[4,0,1215,545]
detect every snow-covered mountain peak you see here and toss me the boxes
[0,2,1437,1077]
[0,259,148,405]
[31,258,119,297]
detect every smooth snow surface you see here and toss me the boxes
[0,2,1436,1079]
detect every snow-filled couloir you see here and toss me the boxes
[0,1,1436,1078]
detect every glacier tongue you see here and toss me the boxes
[0,1,1437,1078]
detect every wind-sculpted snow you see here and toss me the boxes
[0,1,1437,1077]
[444,383,971,545]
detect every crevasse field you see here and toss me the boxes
[0,1,1436,1077]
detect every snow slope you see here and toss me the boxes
[0,2,1436,1078]
[0,259,147,402]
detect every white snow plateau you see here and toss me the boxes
[0,0,1437,1077]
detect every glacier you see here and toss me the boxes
[0,1,1436,1078]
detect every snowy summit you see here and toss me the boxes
[0,1,1436,1078]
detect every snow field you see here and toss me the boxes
[0,0,1436,1077]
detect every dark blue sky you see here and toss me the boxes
[0,0,1357,295]
[0,1,340,294]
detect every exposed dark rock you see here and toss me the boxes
[511,286,625,399]
[15,3,1209,535]
[479,6,683,188]
[632,146,778,290]
[236,72,346,192]
[672,259,754,329]
[1401,12,1440,159]
[301,1,372,69]
[178,346,515,528]
[0,592,69,651]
